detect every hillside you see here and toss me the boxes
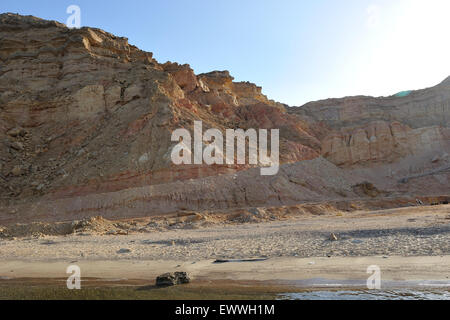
[0,13,449,224]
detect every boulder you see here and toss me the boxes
[7,127,26,137]
[155,272,190,287]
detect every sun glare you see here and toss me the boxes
[357,0,450,96]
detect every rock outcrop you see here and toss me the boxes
[288,80,450,166]
[0,13,320,206]
[320,121,449,166]
[0,13,449,224]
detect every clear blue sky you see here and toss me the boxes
[2,0,450,106]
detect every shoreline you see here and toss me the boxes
[1,205,448,296]
[1,256,449,289]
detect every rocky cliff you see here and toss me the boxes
[0,13,448,224]
[288,79,450,166]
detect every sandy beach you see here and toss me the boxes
[1,204,449,291]
[1,256,449,286]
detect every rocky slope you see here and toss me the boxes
[0,13,449,224]
[288,79,450,166]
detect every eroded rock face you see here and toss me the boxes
[0,13,448,224]
[0,13,320,207]
[321,121,450,165]
[288,79,450,166]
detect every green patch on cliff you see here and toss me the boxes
[394,90,412,97]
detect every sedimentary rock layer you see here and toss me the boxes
[0,13,448,223]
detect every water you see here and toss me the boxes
[281,289,450,300]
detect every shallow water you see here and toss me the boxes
[281,289,450,300]
[1,277,449,300]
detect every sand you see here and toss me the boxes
[1,256,449,285]
[0,204,449,288]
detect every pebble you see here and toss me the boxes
[329,233,338,241]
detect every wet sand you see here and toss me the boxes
[0,256,449,299]
[1,256,449,285]
[0,205,449,297]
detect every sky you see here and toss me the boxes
[1,0,450,106]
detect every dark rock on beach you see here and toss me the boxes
[156,272,190,287]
